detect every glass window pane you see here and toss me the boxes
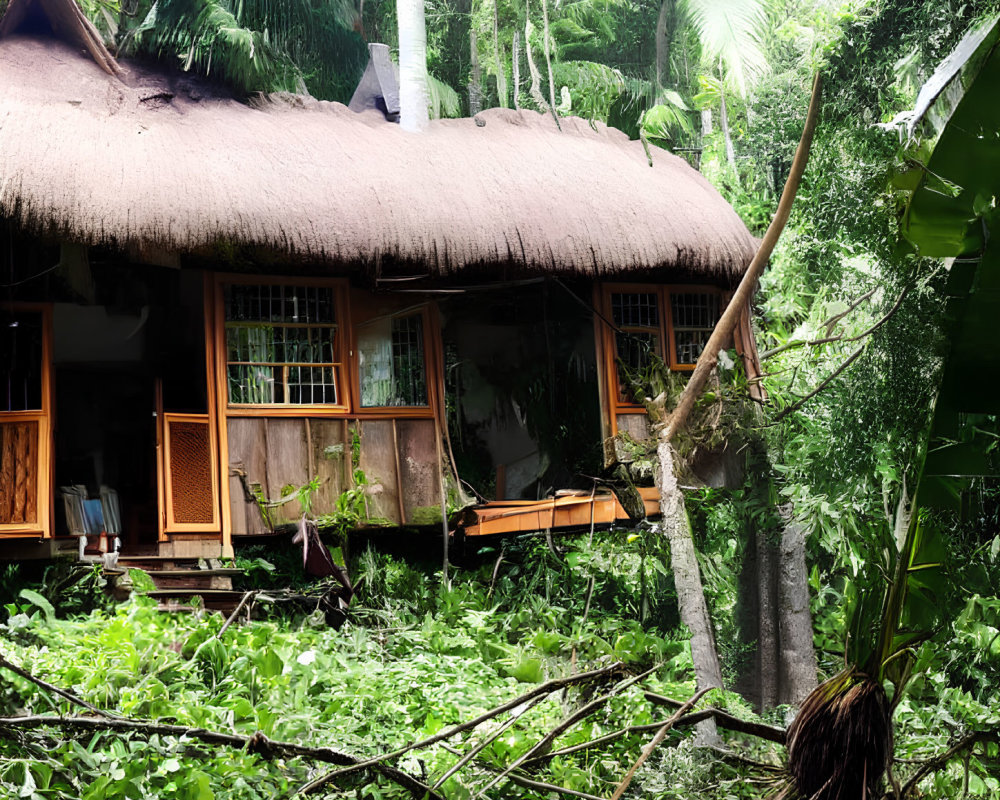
[612,292,658,328]
[358,313,427,407]
[224,284,338,405]
[670,292,719,364]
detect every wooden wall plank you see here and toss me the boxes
[227,417,269,535]
[264,418,309,523]
[616,413,649,442]
[357,419,400,525]
[396,419,440,524]
[309,419,347,514]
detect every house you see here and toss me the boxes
[0,0,760,562]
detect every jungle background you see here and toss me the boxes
[2,0,1000,798]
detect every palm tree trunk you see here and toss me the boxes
[512,30,521,110]
[524,7,548,112]
[469,29,482,115]
[540,0,557,114]
[398,0,429,132]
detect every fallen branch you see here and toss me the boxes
[474,665,654,797]
[610,686,712,800]
[0,714,440,800]
[761,287,878,360]
[771,341,867,422]
[431,694,548,790]
[661,72,823,443]
[895,731,999,799]
[0,654,116,718]
[297,661,625,795]
[216,591,257,639]
[644,692,787,744]
[506,771,607,800]
[706,744,786,773]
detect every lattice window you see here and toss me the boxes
[605,286,723,408]
[611,293,661,404]
[224,284,342,405]
[358,313,428,407]
[671,292,719,365]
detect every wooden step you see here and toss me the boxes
[146,589,246,613]
[144,568,242,578]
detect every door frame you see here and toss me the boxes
[0,303,53,537]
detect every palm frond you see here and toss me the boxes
[641,94,695,147]
[427,74,461,118]
[785,668,891,800]
[123,0,364,98]
[681,0,767,98]
[550,59,625,121]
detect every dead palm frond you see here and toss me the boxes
[782,478,948,800]
[784,667,891,800]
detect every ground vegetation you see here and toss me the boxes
[3,0,1000,798]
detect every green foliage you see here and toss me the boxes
[684,0,769,98]
[119,0,367,100]
[0,530,778,799]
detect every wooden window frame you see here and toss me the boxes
[215,275,352,417]
[598,283,726,415]
[0,303,53,537]
[349,304,438,420]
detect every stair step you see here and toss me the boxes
[145,568,242,578]
[146,589,246,613]
[145,589,246,597]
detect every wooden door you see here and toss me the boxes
[159,411,221,535]
[0,306,52,536]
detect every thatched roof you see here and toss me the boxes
[0,23,757,280]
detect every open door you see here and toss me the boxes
[0,305,52,536]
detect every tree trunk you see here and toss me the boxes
[655,0,675,96]
[777,509,818,705]
[398,0,429,132]
[656,437,723,743]
[754,525,779,709]
[469,29,482,115]
[512,30,521,110]
[493,0,508,108]
[524,8,548,112]
[540,0,558,115]
[719,85,736,168]
[660,73,822,444]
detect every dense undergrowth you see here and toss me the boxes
[0,531,776,800]
[3,528,999,799]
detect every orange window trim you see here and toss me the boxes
[599,283,726,415]
[213,275,438,419]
